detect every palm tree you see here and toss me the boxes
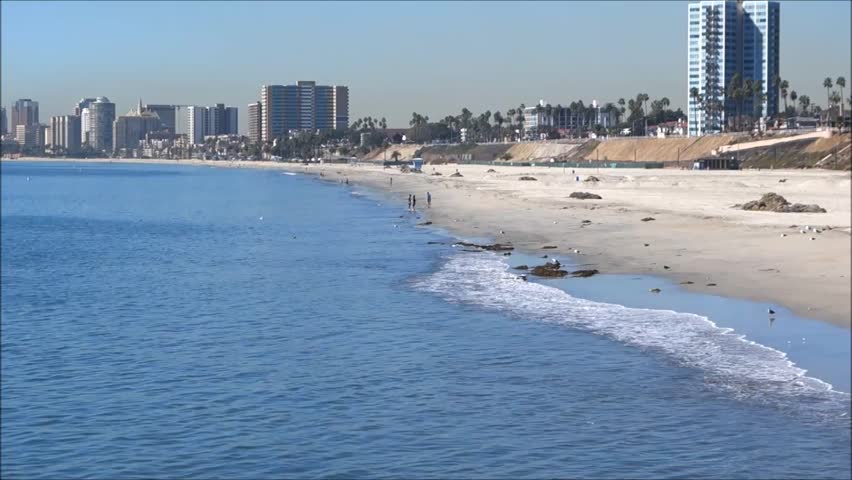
[689,87,702,135]
[836,77,846,116]
[779,80,789,116]
[790,90,798,115]
[798,95,810,115]
[823,77,833,109]
[494,111,504,142]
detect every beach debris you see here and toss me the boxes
[450,171,464,177]
[778,178,787,183]
[530,260,569,278]
[519,176,538,181]
[514,265,529,270]
[584,176,601,182]
[542,245,558,249]
[649,288,662,293]
[571,269,600,278]
[706,283,717,286]
[486,168,497,173]
[641,217,656,222]
[735,193,826,213]
[680,281,694,285]
[644,243,650,247]
[418,221,433,226]
[453,241,514,251]
[569,192,602,200]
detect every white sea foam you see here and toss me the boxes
[413,252,851,419]
[282,172,298,176]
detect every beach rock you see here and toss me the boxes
[531,261,568,278]
[514,265,529,270]
[450,172,464,177]
[641,217,656,222]
[431,172,443,176]
[455,241,514,251]
[542,245,558,249]
[571,269,599,278]
[486,168,497,173]
[581,220,592,224]
[737,192,826,213]
[569,192,602,200]
[584,176,601,182]
[519,176,538,181]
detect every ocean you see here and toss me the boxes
[1,161,850,479]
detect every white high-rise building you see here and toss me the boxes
[687,0,780,136]
[187,106,209,145]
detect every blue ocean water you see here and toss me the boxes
[1,161,850,479]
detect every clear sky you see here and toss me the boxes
[2,1,850,132]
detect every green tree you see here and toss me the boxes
[779,79,789,116]
[689,87,702,135]
[798,94,811,115]
[823,77,833,109]
[790,90,798,115]
[836,77,846,115]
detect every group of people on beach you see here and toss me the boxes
[407,192,431,211]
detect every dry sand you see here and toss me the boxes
[7,157,851,327]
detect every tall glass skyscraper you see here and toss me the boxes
[687,0,780,136]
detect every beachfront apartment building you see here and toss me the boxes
[247,101,262,144]
[687,0,780,136]
[523,100,618,135]
[50,115,82,154]
[87,97,115,151]
[260,81,349,142]
[11,99,39,137]
[186,104,239,144]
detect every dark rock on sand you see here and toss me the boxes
[581,220,592,224]
[519,176,538,181]
[455,241,514,251]
[514,265,529,270]
[418,221,433,226]
[531,260,568,278]
[641,217,656,222]
[569,192,603,200]
[486,168,497,173]
[431,172,443,176]
[680,281,694,285]
[706,283,717,286]
[571,269,599,278]
[542,245,558,249]
[584,176,601,182]
[649,288,662,293]
[736,192,826,213]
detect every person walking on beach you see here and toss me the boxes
[412,195,417,210]
[427,191,432,208]
[408,194,412,210]
[390,177,393,187]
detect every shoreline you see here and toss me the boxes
[5,156,850,328]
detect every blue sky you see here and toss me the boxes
[2,1,850,132]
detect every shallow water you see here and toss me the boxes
[2,161,850,479]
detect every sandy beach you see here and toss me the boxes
[7,157,851,327]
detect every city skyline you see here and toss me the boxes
[1,1,850,133]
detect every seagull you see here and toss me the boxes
[500,230,505,234]
[768,308,776,315]
[800,230,807,234]
[810,237,816,241]
[573,249,580,254]
[553,221,558,224]
[780,233,786,237]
